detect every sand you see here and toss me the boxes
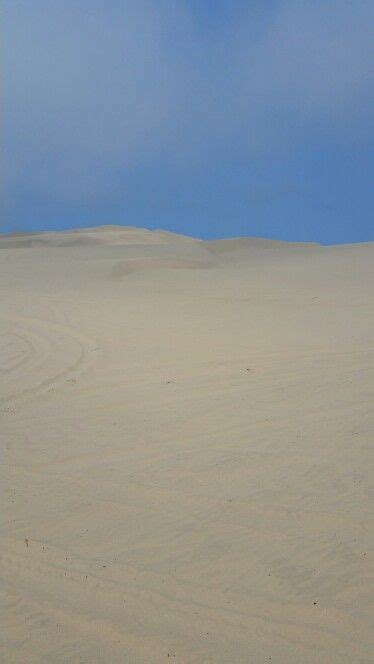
[1,226,373,663]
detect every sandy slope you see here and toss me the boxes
[1,226,373,663]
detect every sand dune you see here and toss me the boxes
[1,226,373,663]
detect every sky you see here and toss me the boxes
[2,0,374,243]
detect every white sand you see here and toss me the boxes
[1,226,373,663]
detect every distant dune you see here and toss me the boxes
[1,226,373,663]
[0,225,199,249]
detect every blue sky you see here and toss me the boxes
[2,0,373,243]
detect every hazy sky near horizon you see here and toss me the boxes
[2,0,374,242]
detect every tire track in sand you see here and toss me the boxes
[0,313,98,405]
